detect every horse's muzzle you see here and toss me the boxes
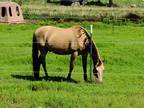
[96,78,103,84]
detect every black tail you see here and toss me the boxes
[32,33,39,79]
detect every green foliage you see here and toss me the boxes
[12,0,24,5]
[0,21,144,108]
[23,8,30,19]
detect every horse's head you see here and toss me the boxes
[93,60,104,83]
[80,26,104,83]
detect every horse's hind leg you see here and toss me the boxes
[40,47,48,80]
[67,51,78,80]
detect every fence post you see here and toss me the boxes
[90,25,93,82]
[112,12,115,33]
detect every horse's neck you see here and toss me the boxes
[80,27,101,66]
[91,41,102,66]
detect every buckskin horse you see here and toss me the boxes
[32,25,104,82]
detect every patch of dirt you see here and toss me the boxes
[124,13,142,22]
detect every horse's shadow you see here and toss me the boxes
[11,74,79,83]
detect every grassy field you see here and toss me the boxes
[0,21,144,108]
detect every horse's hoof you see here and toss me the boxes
[84,78,88,82]
[84,80,88,82]
[32,77,39,81]
[32,75,39,80]
[33,73,39,80]
[67,77,71,81]
[45,76,49,81]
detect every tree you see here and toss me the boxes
[108,0,113,7]
[97,0,113,7]
[97,0,101,3]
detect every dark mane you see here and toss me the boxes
[80,26,102,66]
[80,26,91,40]
[91,41,102,66]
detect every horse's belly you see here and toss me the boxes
[48,47,73,55]
[46,41,73,54]
[45,33,79,54]
[50,49,73,55]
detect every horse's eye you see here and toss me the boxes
[93,68,99,78]
[95,73,98,78]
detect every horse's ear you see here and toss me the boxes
[102,59,105,63]
[101,57,105,63]
[97,59,102,66]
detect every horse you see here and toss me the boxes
[32,25,104,82]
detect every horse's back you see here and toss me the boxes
[34,26,76,40]
[34,26,81,54]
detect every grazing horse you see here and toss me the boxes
[32,25,104,82]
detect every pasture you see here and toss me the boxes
[0,21,144,108]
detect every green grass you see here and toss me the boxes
[0,21,144,108]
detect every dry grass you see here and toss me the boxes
[22,4,144,21]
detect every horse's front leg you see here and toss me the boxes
[67,51,78,80]
[82,53,88,81]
